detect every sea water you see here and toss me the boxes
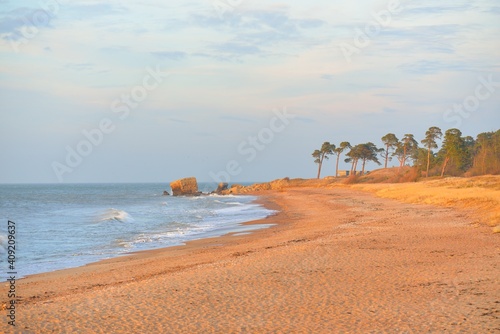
[0,183,274,278]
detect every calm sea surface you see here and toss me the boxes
[0,183,274,278]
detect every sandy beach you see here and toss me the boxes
[2,187,499,333]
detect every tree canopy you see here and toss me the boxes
[312,142,335,179]
[381,133,398,169]
[312,126,499,178]
[421,126,442,177]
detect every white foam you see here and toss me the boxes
[97,208,133,222]
[208,193,236,198]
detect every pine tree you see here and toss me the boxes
[312,142,336,179]
[394,134,418,167]
[421,126,442,177]
[381,133,399,168]
[334,142,351,177]
[439,128,468,176]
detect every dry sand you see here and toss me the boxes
[1,187,499,333]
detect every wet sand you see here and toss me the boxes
[1,187,499,332]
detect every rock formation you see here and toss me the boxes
[221,178,289,194]
[219,177,342,194]
[170,177,200,196]
[214,182,228,194]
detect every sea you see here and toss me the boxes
[0,183,274,279]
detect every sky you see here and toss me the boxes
[0,0,499,183]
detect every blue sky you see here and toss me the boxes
[1,0,499,183]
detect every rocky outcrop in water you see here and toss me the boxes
[212,182,228,194]
[170,177,200,196]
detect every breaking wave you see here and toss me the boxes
[97,208,132,222]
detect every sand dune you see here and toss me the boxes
[350,175,500,231]
[1,187,498,332]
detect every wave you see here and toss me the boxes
[97,208,132,222]
[114,239,133,248]
[208,193,235,198]
[213,199,243,205]
[213,204,261,215]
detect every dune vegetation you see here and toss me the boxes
[349,175,500,232]
[313,127,500,179]
[308,125,500,233]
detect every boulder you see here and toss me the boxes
[163,190,170,196]
[215,182,228,194]
[170,177,199,196]
[220,184,243,195]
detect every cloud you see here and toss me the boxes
[189,7,326,61]
[213,42,261,55]
[487,6,500,14]
[0,6,56,40]
[294,116,316,123]
[376,24,462,55]
[219,115,255,123]
[0,11,26,34]
[65,62,94,71]
[397,60,472,75]
[65,3,128,18]
[403,4,474,16]
[151,51,187,60]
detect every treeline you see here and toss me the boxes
[312,127,500,179]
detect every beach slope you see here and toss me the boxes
[2,187,499,332]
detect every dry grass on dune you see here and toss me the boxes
[235,171,500,232]
[349,175,500,231]
[354,166,419,183]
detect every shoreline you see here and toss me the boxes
[4,192,276,281]
[2,193,286,304]
[2,187,499,332]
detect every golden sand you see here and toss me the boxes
[350,175,500,229]
[1,187,499,332]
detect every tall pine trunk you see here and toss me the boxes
[384,145,389,168]
[317,155,325,179]
[335,155,340,177]
[426,147,431,177]
[401,144,407,167]
[441,156,450,177]
[353,158,359,174]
